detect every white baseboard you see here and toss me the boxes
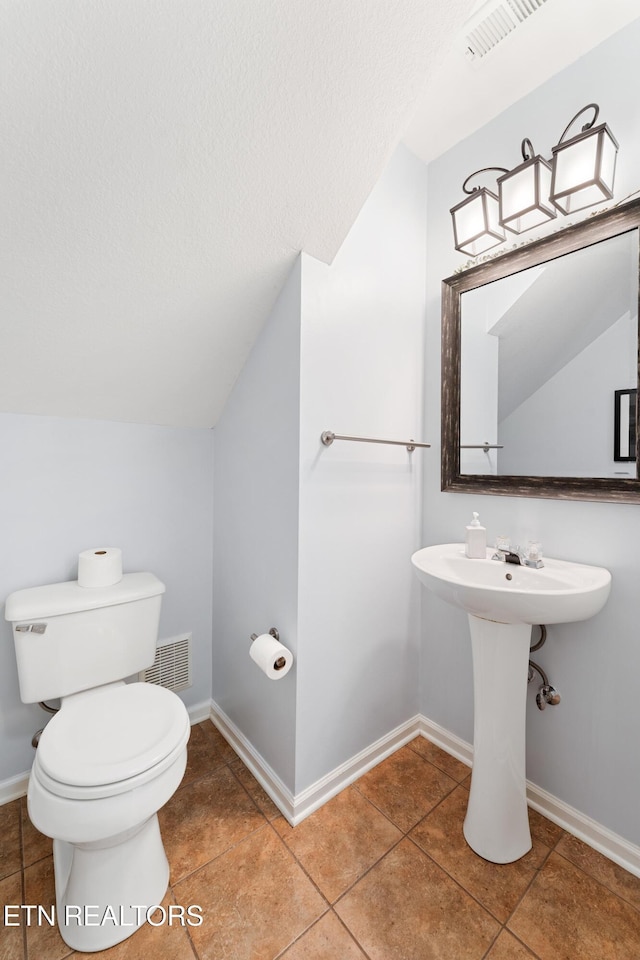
[209,700,422,826]
[526,782,640,878]
[186,699,212,725]
[417,715,473,768]
[291,715,423,826]
[3,703,639,880]
[208,700,296,821]
[0,770,30,805]
[208,706,640,877]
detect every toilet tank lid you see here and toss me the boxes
[5,572,165,622]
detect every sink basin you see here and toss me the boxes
[411,543,611,625]
[412,542,611,864]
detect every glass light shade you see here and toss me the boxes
[450,188,506,257]
[498,156,557,234]
[550,123,619,215]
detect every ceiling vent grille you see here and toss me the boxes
[464,0,549,61]
[139,632,192,693]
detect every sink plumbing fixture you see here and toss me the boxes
[411,543,611,863]
[528,624,561,710]
[492,539,544,568]
[31,699,60,749]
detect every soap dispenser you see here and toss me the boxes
[465,512,486,559]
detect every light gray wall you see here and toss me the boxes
[460,283,500,476]
[422,20,640,845]
[296,145,427,793]
[212,258,301,792]
[211,146,428,797]
[499,311,637,477]
[0,413,214,783]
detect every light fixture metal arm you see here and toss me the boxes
[461,167,509,195]
[521,138,535,160]
[556,102,600,145]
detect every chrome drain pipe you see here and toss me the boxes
[529,625,561,710]
[32,700,60,749]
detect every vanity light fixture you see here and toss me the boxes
[450,167,509,256]
[549,103,619,215]
[452,102,620,255]
[497,139,557,234]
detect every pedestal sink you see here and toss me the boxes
[411,544,611,864]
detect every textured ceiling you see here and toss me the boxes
[3,1,638,428]
[1,0,472,428]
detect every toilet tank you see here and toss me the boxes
[5,573,165,704]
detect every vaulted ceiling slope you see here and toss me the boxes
[1,0,472,428]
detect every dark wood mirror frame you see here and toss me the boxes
[441,196,640,503]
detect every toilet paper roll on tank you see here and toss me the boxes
[250,632,294,680]
[77,548,123,588]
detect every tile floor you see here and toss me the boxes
[2,721,640,959]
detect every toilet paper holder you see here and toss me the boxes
[250,627,287,671]
[250,627,279,643]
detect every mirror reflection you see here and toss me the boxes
[460,231,639,478]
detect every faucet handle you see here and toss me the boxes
[526,540,542,561]
[523,540,544,568]
[493,535,510,560]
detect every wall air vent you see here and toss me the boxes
[139,632,192,693]
[464,0,549,62]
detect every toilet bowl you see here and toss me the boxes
[28,681,191,952]
[5,569,191,952]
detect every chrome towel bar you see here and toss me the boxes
[460,442,504,452]
[321,431,430,453]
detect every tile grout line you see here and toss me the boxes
[270,907,332,959]
[330,907,376,960]
[501,829,561,924]
[167,731,275,889]
[404,737,472,784]
[398,801,561,937]
[19,798,28,960]
[402,832,504,923]
[170,818,272,889]
[550,848,640,916]
[350,751,463,834]
[166,882,200,960]
[476,825,564,960]
[265,795,411,940]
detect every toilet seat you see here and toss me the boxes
[36,682,190,801]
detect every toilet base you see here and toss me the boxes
[53,813,169,952]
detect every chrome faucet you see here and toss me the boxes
[491,545,544,568]
[504,549,525,565]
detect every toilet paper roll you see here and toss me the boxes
[77,547,123,588]
[249,633,294,680]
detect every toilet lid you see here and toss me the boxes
[37,682,190,788]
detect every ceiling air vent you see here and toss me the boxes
[464,0,549,62]
[139,632,192,693]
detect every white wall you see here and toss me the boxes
[212,259,301,792]
[422,19,640,846]
[0,413,214,783]
[211,146,429,797]
[295,145,427,793]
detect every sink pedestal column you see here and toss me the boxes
[464,614,532,863]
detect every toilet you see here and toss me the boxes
[5,571,191,953]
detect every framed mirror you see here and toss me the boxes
[441,197,640,503]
